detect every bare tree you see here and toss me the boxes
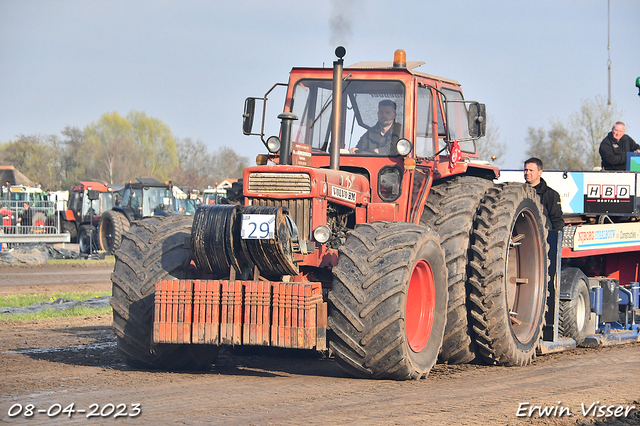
[570,95,622,169]
[172,137,214,189]
[524,95,621,171]
[476,114,507,164]
[210,146,249,185]
[524,120,585,170]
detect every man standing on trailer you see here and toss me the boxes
[523,158,564,231]
[599,121,640,171]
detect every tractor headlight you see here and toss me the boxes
[395,138,413,156]
[266,136,281,153]
[313,225,331,243]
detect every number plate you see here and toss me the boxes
[241,214,276,239]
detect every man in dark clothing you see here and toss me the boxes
[350,99,402,155]
[18,202,33,234]
[524,158,564,231]
[599,121,640,170]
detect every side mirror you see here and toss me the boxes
[242,98,256,135]
[468,103,486,138]
[87,190,100,201]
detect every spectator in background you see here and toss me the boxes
[18,202,32,233]
[599,121,640,171]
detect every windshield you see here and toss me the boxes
[101,193,114,213]
[82,194,100,218]
[175,198,198,215]
[290,79,405,156]
[142,187,170,216]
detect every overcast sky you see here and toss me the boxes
[1,0,639,170]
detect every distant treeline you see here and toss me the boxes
[0,110,248,191]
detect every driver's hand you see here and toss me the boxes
[349,147,359,153]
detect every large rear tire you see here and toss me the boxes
[468,183,548,366]
[559,268,590,346]
[111,214,218,370]
[421,176,492,364]
[61,220,78,243]
[329,222,447,380]
[99,210,129,254]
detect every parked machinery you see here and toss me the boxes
[62,181,114,253]
[0,183,57,234]
[98,178,173,254]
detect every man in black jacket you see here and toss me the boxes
[599,121,640,170]
[350,99,402,155]
[524,158,564,231]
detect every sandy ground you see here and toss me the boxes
[0,262,639,425]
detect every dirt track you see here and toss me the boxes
[1,263,639,425]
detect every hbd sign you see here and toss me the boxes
[583,174,636,215]
[586,184,631,199]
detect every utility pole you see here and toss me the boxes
[607,0,612,105]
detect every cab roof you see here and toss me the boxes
[291,61,460,86]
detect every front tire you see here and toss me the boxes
[78,225,98,254]
[99,210,129,254]
[111,215,218,370]
[329,222,447,380]
[559,268,590,345]
[468,183,549,366]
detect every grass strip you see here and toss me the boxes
[0,305,112,321]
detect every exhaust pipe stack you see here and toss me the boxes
[330,46,346,170]
[278,112,297,166]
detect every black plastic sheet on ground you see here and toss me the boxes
[0,296,111,315]
[0,244,105,265]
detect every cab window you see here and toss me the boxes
[415,86,434,158]
[290,80,405,156]
[442,88,475,154]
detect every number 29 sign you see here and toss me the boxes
[241,214,276,240]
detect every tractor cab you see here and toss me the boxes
[117,178,171,221]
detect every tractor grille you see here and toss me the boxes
[247,173,311,194]
[247,197,312,241]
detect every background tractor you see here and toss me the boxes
[61,181,114,253]
[98,178,172,254]
[110,48,549,379]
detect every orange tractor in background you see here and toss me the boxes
[110,48,549,379]
[61,181,114,253]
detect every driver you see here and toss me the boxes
[350,99,402,155]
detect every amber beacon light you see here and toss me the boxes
[393,49,406,68]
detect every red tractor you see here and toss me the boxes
[61,182,114,253]
[110,48,549,379]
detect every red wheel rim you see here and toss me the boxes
[405,259,435,352]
